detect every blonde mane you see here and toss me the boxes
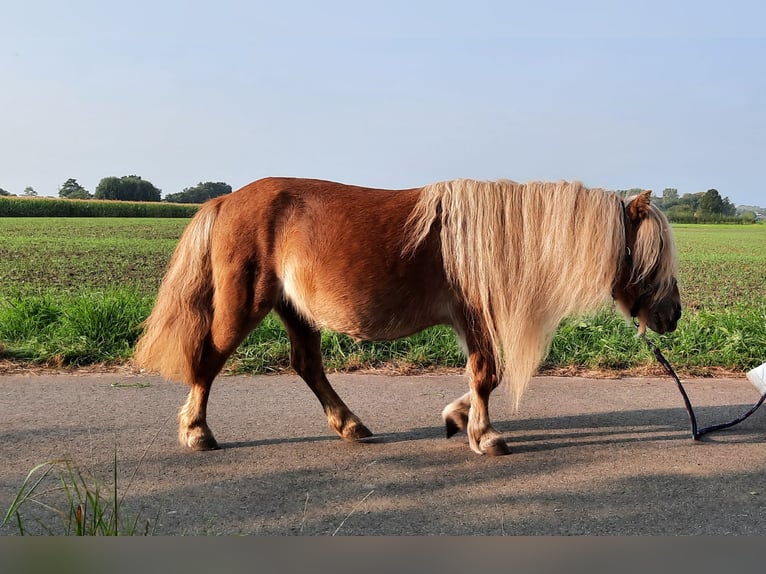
[630,201,678,303]
[406,179,627,407]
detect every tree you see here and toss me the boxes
[95,176,121,200]
[23,186,38,196]
[94,175,162,202]
[660,188,678,209]
[0,187,12,196]
[116,175,154,202]
[678,192,702,213]
[721,196,737,217]
[58,178,91,199]
[164,181,232,203]
[699,188,724,215]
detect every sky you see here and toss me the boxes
[1,1,765,206]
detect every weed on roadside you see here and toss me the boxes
[2,423,166,536]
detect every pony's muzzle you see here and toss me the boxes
[647,298,682,334]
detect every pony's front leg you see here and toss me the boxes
[459,332,510,456]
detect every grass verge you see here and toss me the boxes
[0,290,151,366]
[0,289,763,375]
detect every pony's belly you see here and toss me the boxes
[281,267,452,340]
[317,312,439,341]
[289,295,450,341]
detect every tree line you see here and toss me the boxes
[2,179,762,221]
[0,177,232,204]
[613,187,760,223]
[656,187,762,223]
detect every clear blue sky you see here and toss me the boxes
[2,1,765,206]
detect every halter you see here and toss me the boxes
[615,202,646,319]
[616,201,667,320]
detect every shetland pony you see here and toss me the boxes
[134,178,681,456]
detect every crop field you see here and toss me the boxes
[0,218,764,375]
[0,196,198,218]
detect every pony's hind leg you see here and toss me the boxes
[179,279,275,451]
[179,372,218,451]
[276,304,372,441]
[178,342,246,451]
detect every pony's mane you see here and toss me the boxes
[405,179,626,407]
[628,200,678,303]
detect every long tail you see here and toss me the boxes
[133,200,220,383]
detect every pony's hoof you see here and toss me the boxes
[482,438,511,456]
[342,421,373,441]
[188,436,220,451]
[181,427,220,451]
[442,404,468,438]
[445,418,460,438]
[469,431,511,456]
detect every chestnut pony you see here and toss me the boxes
[134,177,681,456]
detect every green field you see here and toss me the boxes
[672,224,765,310]
[0,218,183,296]
[0,218,764,375]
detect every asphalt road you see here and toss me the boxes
[1,372,765,535]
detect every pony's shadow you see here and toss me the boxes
[221,404,766,452]
[221,434,339,450]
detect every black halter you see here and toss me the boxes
[615,202,646,318]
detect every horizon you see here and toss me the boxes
[3,178,764,210]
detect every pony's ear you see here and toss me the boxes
[627,189,652,222]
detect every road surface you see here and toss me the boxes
[1,372,765,535]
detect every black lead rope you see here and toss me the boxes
[639,328,766,440]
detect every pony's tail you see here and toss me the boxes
[133,201,220,383]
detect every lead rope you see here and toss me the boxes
[637,324,766,439]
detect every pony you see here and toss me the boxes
[133,177,681,456]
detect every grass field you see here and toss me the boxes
[0,218,764,375]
